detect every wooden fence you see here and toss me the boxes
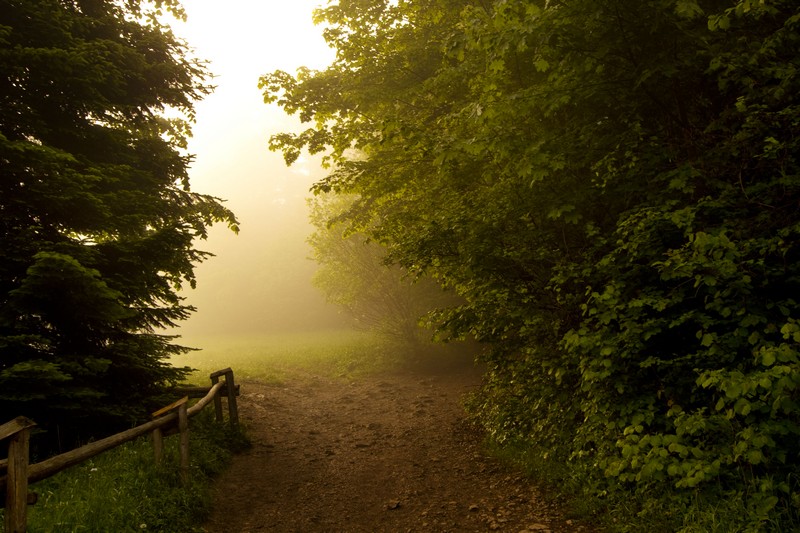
[0,368,239,533]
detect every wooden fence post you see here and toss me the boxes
[2,416,36,533]
[151,396,189,477]
[209,368,239,428]
[210,374,223,423]
[224,369,239,429]
[151,427,164,465]
[177,402,189,486]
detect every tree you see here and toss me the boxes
[308,192,459,352]
[264,0,800,528]
[0,0,237,447]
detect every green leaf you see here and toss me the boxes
[734,398,751,416]
[747,449,764,464]
[534,58,550,72]
[676,0,704,19]
[725,382,743,399]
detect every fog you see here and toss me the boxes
[169,1,349,340]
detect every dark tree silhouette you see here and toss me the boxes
[0,0,238,447]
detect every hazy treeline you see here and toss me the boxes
[307,192,462,352]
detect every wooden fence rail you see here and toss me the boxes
[0,368,239,533]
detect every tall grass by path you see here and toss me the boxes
[3,410,248,533]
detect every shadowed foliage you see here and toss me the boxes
[0,0,237,451]
[262,0,800,529]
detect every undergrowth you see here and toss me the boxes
[4,410,249,532]
[483,436,800,532]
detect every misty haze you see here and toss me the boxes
[4,0,794,531]
[174,165,350,341]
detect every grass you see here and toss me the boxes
[8,410,248,533]
[169,328,407,385]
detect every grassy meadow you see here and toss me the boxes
[170,328,416,384]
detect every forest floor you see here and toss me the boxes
[201,357,596,533]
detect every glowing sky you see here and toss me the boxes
[167,1,345,338]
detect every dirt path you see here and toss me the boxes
[202,363,592,533]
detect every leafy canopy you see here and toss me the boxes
[264,0,800,529]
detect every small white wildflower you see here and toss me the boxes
[139,524,147,529]
[90,468,98,472]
